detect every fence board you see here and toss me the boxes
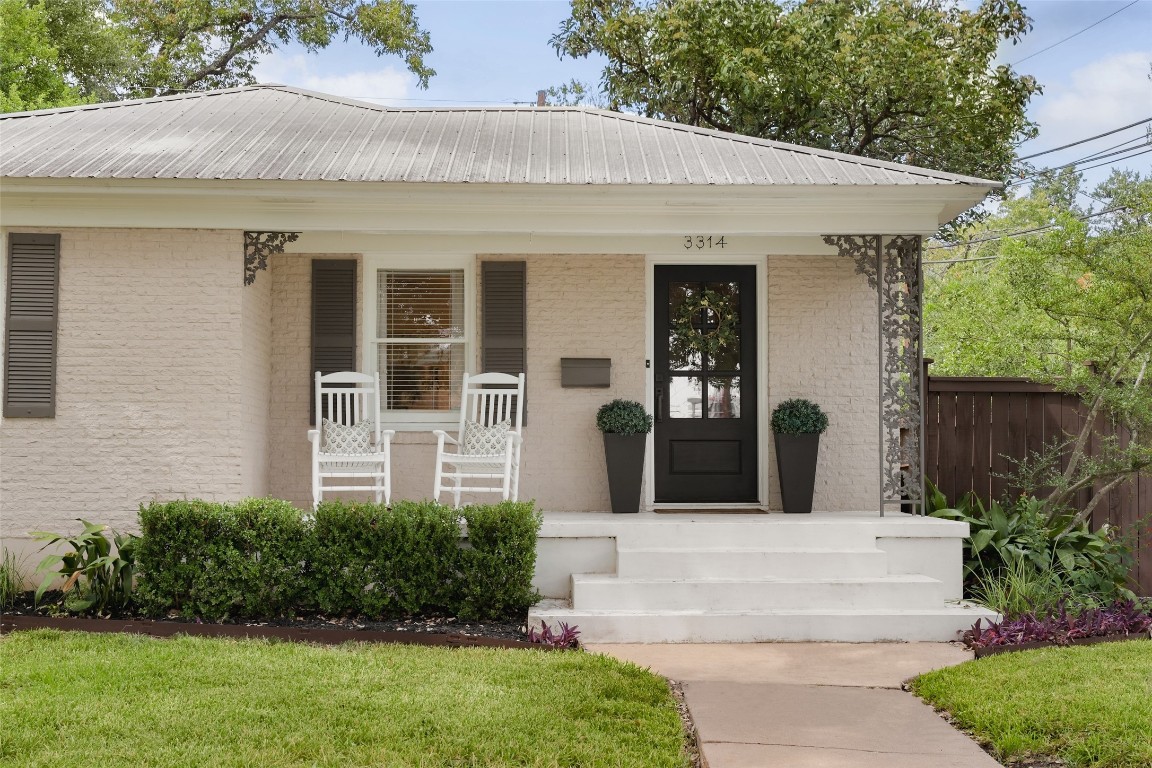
[926,375,1151,596]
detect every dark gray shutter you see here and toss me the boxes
[481,260,527,421]
[4,234,60,418]
[310,259,357,424]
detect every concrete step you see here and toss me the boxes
[607,521,881,550]
[529,599,997,643]
[570,574,946,612]
[615,547,889,580]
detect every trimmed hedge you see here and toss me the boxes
[136,498,541,622]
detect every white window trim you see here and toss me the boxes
[361,254,476,431]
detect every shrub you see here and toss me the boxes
[309,500,460,617]
[136,499,307,621]
[457,501,542,620]
[136,498,542,622]
[770,398,828,434]
[595,400,652,434]
[30,520,138,615]
[926,480,1134,606]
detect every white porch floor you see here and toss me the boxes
[529,511,996,643]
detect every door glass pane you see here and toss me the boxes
[702,281,740,371]
[669,376,703,419]
[668,330,703,371]
[707,377,741,419]
[668,282,703,371]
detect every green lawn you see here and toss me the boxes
[911,640,1152,768]
[0,630,689,768]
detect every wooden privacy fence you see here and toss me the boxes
[924,376,1151,596]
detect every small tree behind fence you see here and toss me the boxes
[925,375,1151,596]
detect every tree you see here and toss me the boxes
[0,0,435,112]
[114,0,434,97]
[552,0,1040,194]
[926,170,1152,523]
[0,0,84,111]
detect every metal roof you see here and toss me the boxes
[0,85,997,187]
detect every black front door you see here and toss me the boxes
[654,265,758,502]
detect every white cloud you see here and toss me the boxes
[1031,51,1152,150]
[252,54,414,105]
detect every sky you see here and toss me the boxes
[253,0,1152,192]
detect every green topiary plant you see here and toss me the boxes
[596,399,653,435]
[771,398,829,434]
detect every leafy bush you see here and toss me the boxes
[926,480,1134,606]
[770,398,829,434]
[31,520,138,615]
[962,598,1152,650]
[595,399,652,434]
[457,501,542,620]
[136,499,308,621]
[309,500,460,617]
[136,498,542,622]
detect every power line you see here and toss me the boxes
[1016,117,1152,161]
[925,207,1129,251]
[1074,146,1152,174]
[1017,144,1152,181]
[1011,0,1142,66]
[1076,133,1151,163]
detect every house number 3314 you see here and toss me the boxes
[683,235,727,250]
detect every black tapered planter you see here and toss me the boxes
[603,434,646,513]
[774,433,820,513]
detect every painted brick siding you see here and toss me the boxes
[766,255,880,510]
[492,254,647,511]
[267,253,361,506]
[0,227,247,543]
[241,261,272,497]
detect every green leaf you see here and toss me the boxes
[970,528,996,555]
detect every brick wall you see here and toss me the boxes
[267,253,361,506]
[0,227,246,544]
[241,257,272,497]
[492,254,647,510]
[766,255,880,510]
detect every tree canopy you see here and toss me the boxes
[0,0,434,112]
[925,169,1152,519]
[552,0,1041,190]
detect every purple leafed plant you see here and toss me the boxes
[525,621,581,649]
[963,599,1152,650]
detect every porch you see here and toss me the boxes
[529,510,995,643]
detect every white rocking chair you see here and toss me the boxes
[307,371,395,508]
[433,372,525,506]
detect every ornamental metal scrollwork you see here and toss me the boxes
[243,231,300,286]
[822,235,879,289]
[823,233,924,515]
[880,235,924,511]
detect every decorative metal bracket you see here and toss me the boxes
[243,231,300,286]
[823,234,925,516]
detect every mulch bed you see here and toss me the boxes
[2,592,544,650]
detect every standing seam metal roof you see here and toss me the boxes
[0,85,999,187]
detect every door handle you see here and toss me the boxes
[656,378,664,422]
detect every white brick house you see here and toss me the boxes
[0,86,997,641]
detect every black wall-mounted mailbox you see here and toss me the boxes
[561,358,612,388]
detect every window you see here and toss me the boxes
[366,257,472,425]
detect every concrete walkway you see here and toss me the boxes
[587,643,1003,768]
